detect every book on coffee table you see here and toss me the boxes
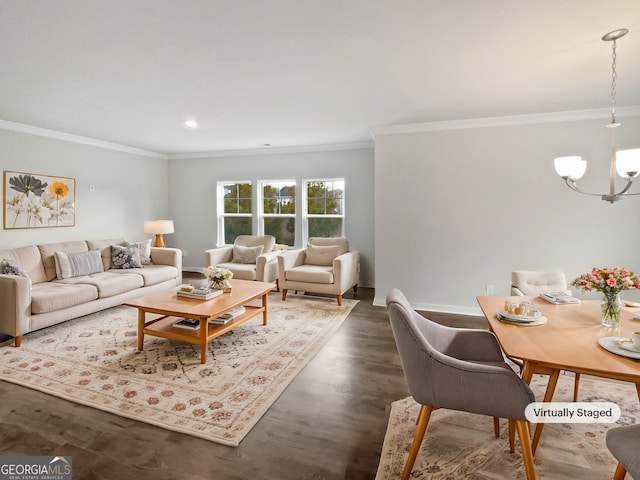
[210,306,246,324]
[173,318,201,330]
[177,288,223,300]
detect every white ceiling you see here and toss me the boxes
[1,0,639,156]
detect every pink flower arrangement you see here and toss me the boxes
[571,267,640,296]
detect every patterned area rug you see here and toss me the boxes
[376,374,639,479]
[0,295,357,446]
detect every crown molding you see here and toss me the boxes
[167,140,374,160]
[7,105,639,158]
[0,119,167,159]
[370,106,640,137]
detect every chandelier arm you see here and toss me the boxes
[614,179,635,196]
[563,178,605,196]
[564,178,638,200]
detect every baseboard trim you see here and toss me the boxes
[372,295,483,316]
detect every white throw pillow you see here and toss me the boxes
[125,239,153,265]
[54,250,104,279]
[304,244,343,266]
[232,244,264,264]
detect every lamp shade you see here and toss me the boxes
[554,156,587,180]
[144,220,174,234]
[615,149,640,179]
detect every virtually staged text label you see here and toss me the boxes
[525,402,621,423]
[0,456,72,480]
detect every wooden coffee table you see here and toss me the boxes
[125,279,275,364]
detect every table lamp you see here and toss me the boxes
[144,220,174,247]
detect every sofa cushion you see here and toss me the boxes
[31,282,99,314]
[286,265,334,284]
[216,262,257,281]
[87,239,125,270]
[1,258,30,278]
[38,241,89,281]
[108,265,178,286]
[125,239,153,265]
[54,271,143,298]
[110,244,142,269]
[54,250,104,279]
[0,246,46,284]
[304,244,342,266]
[232,244,264,264]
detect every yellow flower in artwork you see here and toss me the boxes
[49,181,69,200]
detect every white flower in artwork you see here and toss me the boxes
[6,194,26,226]
[23,193,52,226]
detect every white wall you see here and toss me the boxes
[168,147,375,287]
[0,129,170,249]
[374,115,640,313]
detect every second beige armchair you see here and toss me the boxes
[204,235,280,287]
[277,237,359,306]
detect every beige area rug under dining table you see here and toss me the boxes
[0,294,357,446]
[376,373,639,479]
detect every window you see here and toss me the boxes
[259,180,296,246]
[218,181,252,245]
[304,179,344,241]
[217,178,346,248]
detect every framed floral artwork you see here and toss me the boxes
[3,170,76,229]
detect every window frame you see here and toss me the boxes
[217,180,253,246]
[257,179,297,247]
[302,178,345,245]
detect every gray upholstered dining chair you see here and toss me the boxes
[386,289,537,480]
[606,424,640,480]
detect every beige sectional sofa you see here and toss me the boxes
[0,239,182,347]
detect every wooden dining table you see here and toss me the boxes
[477,295,640,453]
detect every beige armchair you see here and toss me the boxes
[277,237,359,306]
[204,235,280,287]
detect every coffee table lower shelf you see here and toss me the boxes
[138,306,265,364]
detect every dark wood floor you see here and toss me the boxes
[0,287,484,480]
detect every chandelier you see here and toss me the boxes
[554,28,640,203]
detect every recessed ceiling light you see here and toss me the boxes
[184,119,198,128]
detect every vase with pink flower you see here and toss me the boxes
[571,267,640,327]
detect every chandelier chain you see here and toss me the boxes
[610,39,618,124]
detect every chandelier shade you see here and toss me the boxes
[615,149,640,179]
[554,156,587,180]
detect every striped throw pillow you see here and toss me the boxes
[54,250,104,279]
